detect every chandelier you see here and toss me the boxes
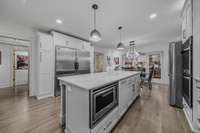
[126,41,140,59]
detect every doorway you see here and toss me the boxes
[0,43,30,97]
[94,52,104,72]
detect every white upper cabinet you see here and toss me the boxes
[38,33,52,51]
[182,0,193,43]
[52,31,91,51]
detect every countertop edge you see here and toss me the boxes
[58,72,141,90]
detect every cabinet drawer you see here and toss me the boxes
[91,108,118,133]
[96,116,117,133]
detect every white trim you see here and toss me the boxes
[183,108,196,132]
[0,35,31,47]
[36,94,54,100]
[183,98,196,132]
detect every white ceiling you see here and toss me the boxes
[0,0,185,48]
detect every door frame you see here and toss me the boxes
[12,48,30,95]
[0,35,32,96]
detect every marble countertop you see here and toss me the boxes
[58,71,140,90]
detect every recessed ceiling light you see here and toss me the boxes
[56,19,63,24]
[149,13,157,19]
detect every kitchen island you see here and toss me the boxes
[58,71,141,133]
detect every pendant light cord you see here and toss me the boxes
[119,26,122,43]
[120,29,122,42]
[94,8,96,29]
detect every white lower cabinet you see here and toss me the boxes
[91,108,119,133]
[38,74,52,96]
[119,75,140,119]
[119,78,129,116]
[94,74,141,133]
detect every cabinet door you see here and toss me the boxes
[39,33,52,51]
[39,51,51,74]
[182,0,193,42]
[77,42,91,51]
[135,76,141,96]
[127,78,134,106]
[119,79,129,116]
[38,32,53,97]
[39,74,52,95]
[186,1,192,37]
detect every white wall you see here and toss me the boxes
[94,46,124,72]
[0,44,11,88]
[136,43,169,84]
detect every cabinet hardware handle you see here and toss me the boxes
[40,42,42,48]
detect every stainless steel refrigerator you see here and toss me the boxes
[55,46,91,96]
[168,41,183,108]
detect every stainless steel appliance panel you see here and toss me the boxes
[168,41,183,108]
[90,82,118,129]
[182,36,193,108]
[56,47,76,74]
[77,50,90,73]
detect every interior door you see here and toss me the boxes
[95,52,104,72]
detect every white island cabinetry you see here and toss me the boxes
[119,75,140,118]
[59,71,141,133]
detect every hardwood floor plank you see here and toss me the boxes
[112,84,191,133]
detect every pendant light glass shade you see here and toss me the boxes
[116,26,125,50]
[90,29,101,42]
[117,42,125,50]
[127,41,140,59]
[90,4,101,42]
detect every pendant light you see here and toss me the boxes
[127,41,140,59]
[90,4,101,42]
[116,26,125,50]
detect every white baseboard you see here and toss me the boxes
[183,98,196,132]
[183,108,196,132]
[37,94,54,100]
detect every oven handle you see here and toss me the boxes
[183,47,190,52]
[183,76,192,79]
[101,90,113,97]
[93,85,116,95]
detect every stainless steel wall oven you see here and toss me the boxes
[89,82,118,129]
[182,36,193,76]
[182,36,193,107]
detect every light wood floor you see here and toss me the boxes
[0,84,191,133]
[112,84,191,133]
